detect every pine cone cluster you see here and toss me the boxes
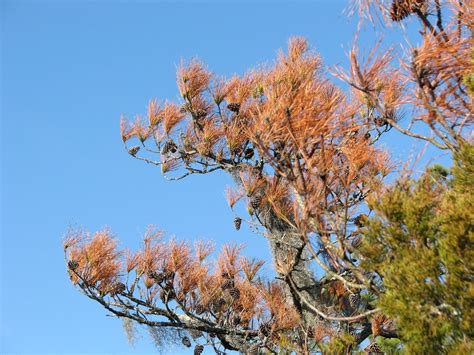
[390,0,425,22]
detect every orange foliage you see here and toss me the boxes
[64,227,306,337]
[69,2,472,348]
[65,229,121,294]
[177,59,212,101]
[345,0,472,151]
[260,281,301,331]
[225,186,244,209]
[162,102,186,135]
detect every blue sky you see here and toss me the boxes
[1,1,449,354]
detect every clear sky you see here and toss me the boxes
[1,1,449,354]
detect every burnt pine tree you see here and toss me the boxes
[65,1,472,353]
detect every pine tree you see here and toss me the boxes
[359,143,473,353]
[65,1,473,352]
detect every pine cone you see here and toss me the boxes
[189,329,203,339]
[221,271,232,279]
[354,214,368,227]
[116,282,126,293]
[390,0,409,21]
[250,195,262,210]
[194,344,204,355]
[351,235,363,249]
[195,109,207,119]
[176,291,186,303]
[221,278,235,290]
[159,289,167,302]
[410,0,425,11]
[233,217,242,231]
[68,260,79,271]
[232,314,241,326]
[232,146,243,156]
[180,103,192,113]
[163,270,175,281]
[194,303,206,315]
[147,270,159,281]
[216,297,227,308]
[167,289,176,300]
[160,288,175,302]
[349,293,360,308]
[246,346,259,355]
[148,271,166,284]
[365,342,382,354]
[233,304,244,313]
[161,139,177,155]
[259,323,272,337]
[182,336,192,348]
[227,102,241,113]
[229,287,241,300]
[244,148,254,160]
[374,116,387,127]
[390,0,425,22]
[164,279,174,290]
[128,146,140,156]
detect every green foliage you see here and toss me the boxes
[359,144,474,353]
[464,52,474,97]
[376,336,402,354]
[429,163,449,180]
[464,72,474,97]
[320,332,355,354]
